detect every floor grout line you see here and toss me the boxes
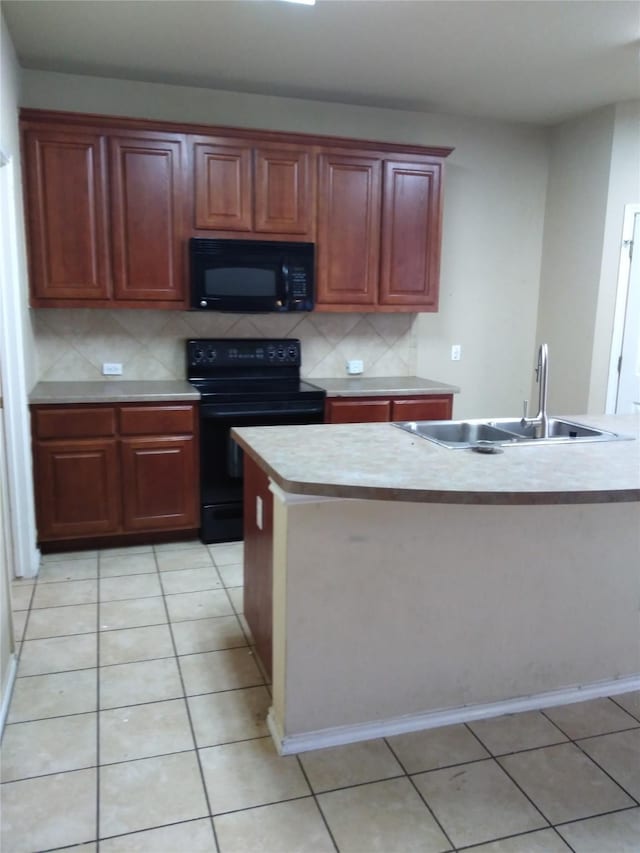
[153,547,222,853]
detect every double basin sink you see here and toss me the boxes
[394,417,630,450]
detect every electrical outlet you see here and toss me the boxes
[451,345,461,362]
[347,359,364,375]
[102,363,123,375]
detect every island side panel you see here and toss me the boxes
[275,498,640,741]
[243,454,274,679]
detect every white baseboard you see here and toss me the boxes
[0,653,18,736]
[269,673,640,755]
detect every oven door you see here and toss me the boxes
[198,400,324,543]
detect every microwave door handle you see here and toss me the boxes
[281,261,289,305]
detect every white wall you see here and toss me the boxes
[534,106,616,414]
[0,14,39,579]
[21,70,550,417]
[589,100,640,412]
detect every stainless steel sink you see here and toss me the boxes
[486,417,607,441]
[397,420,518,447]
[394,417,631,449]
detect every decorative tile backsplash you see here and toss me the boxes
[32,310,418,382]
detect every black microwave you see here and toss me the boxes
[190,238,314,312]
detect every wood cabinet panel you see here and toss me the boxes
[32,402,198,546]
[119,405,195,436]
[391,396,453,421]
[35,439,120,539]
[110,135,185,301]
[325,394,453,424]
[121,436,198,531]
[243,454,273,678]
[254,146,312,235]
[21,110,452,311]
[380,160,442,309]
[24,130,110,301]
[34,407,116,439]
[325,399,391,424]
[316,153,381,307]
[193,139,253,231]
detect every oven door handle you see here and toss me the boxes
[201,404,324,419]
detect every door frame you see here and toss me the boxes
[0,150,40,579]
[606,203,640,413]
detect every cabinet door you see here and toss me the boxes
[34,439,120,539]
[243,454,274,678]
[380,160,443,309]
[254,146,312,235]
[325,398,391,424]
[121,436,198,531]
[316,153,381,307]
[24,130,110,302]
[110,134,186,302]
[193,139,253,231]
[391,396,452,422]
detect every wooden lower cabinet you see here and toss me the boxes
[31,402,199,547]
[34,439,120,539]
[243,454,274,679]
[325,393,453,424]
[121,436,197,531]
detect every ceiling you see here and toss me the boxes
[3,0,639,126]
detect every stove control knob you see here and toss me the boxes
[276,347,285,360]
[192,347,204,363]
[287,345,298,361]
[206,349,216,362]
[267,347,276,360]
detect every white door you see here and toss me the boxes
[615,212,640,413]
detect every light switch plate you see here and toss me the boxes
[102,363,123,375]
[347,359,364,375]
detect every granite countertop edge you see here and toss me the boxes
[29,380,200,405]
[232,414,640,506]
[308,376,459,397]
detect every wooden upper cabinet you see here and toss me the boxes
[110,134,186,302]
[254,146,311,235]
[380,160,443,309]
[21,110,452,311]
[192,137,313,238]
[316,152,382,307]
[24,130,110,302]
[193,139,252,231]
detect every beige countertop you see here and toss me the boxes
[29,380,199,405]
[308,376,459,397]
[232,414,640,505]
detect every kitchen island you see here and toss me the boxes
[232,414,640,754]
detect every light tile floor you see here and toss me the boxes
[2,541,639,852]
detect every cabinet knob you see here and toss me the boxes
[199,300,207,308]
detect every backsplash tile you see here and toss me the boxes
[32,310,418,382]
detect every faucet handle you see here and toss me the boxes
[521,399,529,422]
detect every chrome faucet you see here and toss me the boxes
[521,344,549,438]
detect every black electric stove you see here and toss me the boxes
[187,338,325,543]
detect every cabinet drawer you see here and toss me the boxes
[119,405,195,436]
[391,396,452,421]
[326,399,391,424]
[34,406,116,439]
